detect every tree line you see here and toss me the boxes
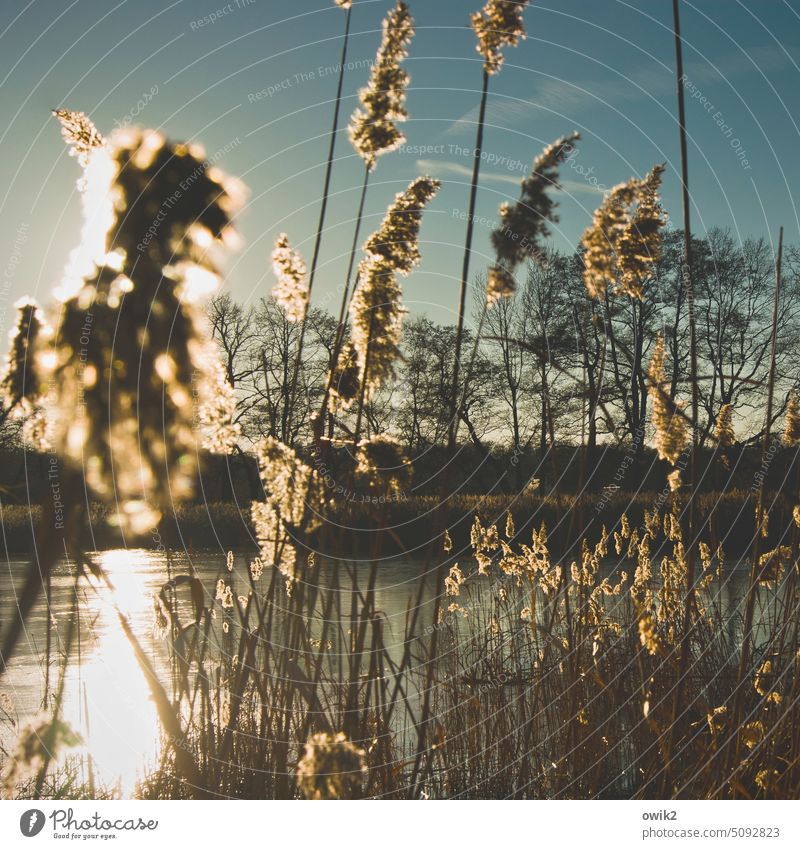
[209,227,799,478]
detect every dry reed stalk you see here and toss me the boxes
[662,0,701,796]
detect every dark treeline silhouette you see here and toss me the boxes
[1,227,796,508]
[202,227,800,495]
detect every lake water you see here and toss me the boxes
[0,548,778,796]
[0,550,445,795]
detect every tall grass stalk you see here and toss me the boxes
[663,0,700,794]
[449,69,490,452]
[287,2,354,441]
[731,226,784,776]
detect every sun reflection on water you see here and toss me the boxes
[61,549,162,797]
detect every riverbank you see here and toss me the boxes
[0,488,791,557]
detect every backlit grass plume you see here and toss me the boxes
[648,334,688,466]
[251,437,324,582]
[349,177,439,398]
[363,176,440,272]
[356,434,412,495]
[582,164,666,300]
[271,233,309,322]
[327,341,360,413]
[296,732,367,800]
[349,255,404,399]
[1,298,46,410]
[53,108,105,168]
[43,112,244,533]
[1,715,81,799]
[715,403,735,448]
[784,392,800,447]
[349,1,414,169]
[486,133,578,304]
[472,0,532,75]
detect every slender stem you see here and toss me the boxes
[448,69,489,452]
[286,5,352,443]
[316,165,371,444]
[663,0,700,795]
[731,226,783,776]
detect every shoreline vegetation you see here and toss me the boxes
[2,1,800,801]
[1,486,796,559]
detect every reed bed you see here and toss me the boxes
[1,0,799,802]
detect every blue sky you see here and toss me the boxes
[1,0,799,336]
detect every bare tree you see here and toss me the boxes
[695,229,800,443]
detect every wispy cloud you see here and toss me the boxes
[444,45,798,137]
[417,158,604,196]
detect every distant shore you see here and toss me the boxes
[0,489,789,558]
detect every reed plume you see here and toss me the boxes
[363,176,440,273]
[472,0,532,75]
[296,732,367,800]
[647,334,687,466]
[251,437,324,581]
[271,233,309,322]
[327,341,360,412]
[1,715,81,799]
[486,133,578,304]
[582,164,666,300]
[53,109,105,168]
[44,113,244,533]
[784,392,800,447]
[349,177,439,400]
[1,299,46,410]
[715,403,735,447]
[349,1,414,169]
[356,434,411,495]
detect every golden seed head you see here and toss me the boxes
[471,1,532,75]
[647,335,688,466]
[582,164,666,300]
[355,434,411,495]
[349,2,414,169]
[714,403,735,448]
[784,392,800,447]
[296,732,367,800]
[271,233,309,323]
[488,133,579,305]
